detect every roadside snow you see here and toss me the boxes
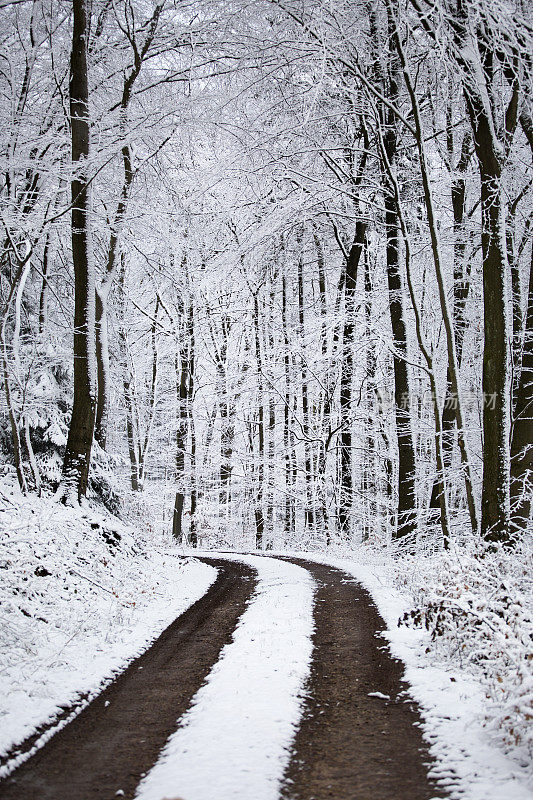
[0,482,216,776]
[286,550,532,800]
[134,552,315,800]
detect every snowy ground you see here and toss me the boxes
[1,484,531,800]
[0,481,216,776]
[135,553,314,800]
[280,549,533,800]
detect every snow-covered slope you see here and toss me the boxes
[0,480,216,774]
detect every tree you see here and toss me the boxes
[60,0,97,502]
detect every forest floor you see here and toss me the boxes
[1,547,530,800]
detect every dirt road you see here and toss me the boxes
[0,554,446,800]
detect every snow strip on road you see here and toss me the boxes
[134,553,315,800]
[284,551,531,800]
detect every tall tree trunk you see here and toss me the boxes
[172,295,190,541]
[477,157,511,542]
[384,190,417,538]
[510,244,533,529]
[94,289,108,449]
[363,250,376,541]
[252,291,264,549]
[117,263,139,491]
[61,0,97,501]
[460,54,512,542]
[188,297,197,546]
[282,272,294,540]
[297,248,314,530]
[508,113,533,531]
[38,231,50,336]
[314,231,330,540]
[137,297,159,489]
[217,315,233,508]
[439,0,517,542]
[266,276,276,546]
[338,221,366,535]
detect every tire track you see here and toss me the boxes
[0,558,257,800]
[281,557,447,800]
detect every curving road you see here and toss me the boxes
[0,554,446,800]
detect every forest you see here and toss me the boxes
[0,0,532,798]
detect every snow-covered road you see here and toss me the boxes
[1,551,531,800]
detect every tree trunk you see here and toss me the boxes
[137,296,159,489]
[266,277,276,546]
[478,164,511,542]
[189,297,197,546]
[510,243,533,529]
[384,191,417,538]
[38,231,50,336]
[217,315,233,508]
[282,272,294,540]
[61,0,97,501]
[338,220,366,535]
[117,264,139,491]
[93,5,164,449]
[252,291,264,549]
[172,295,190,541]
[391,24,478,536]
[297,248,314,530]
[363,250,376,541]
[314,231,330,540]
[94,288,108,450]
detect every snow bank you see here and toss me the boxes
[286,549,532,800]
[0,480,216,775]
[134,552,315,800]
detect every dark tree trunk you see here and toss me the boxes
[187,298,197,545]
[477,165,511,542]
[38,231,50,335]
[297,249,314,530]
[266,277,276,546]
[252,291,264,549]
[93,4,164,450]
[508,113,533,532]
[445,0,515,542]
[384,191,417,539]
[314,231,330,540]
[282,273,294,539]
[338,221,366,535]
[117,263,139,491]
[94,289,108,450]
[61,0,97,501]
[217,315,233,506]
[173,295,190,541]
[510,244,533,529]
[363,250,376,541]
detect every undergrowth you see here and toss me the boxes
[394,533,533,765]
